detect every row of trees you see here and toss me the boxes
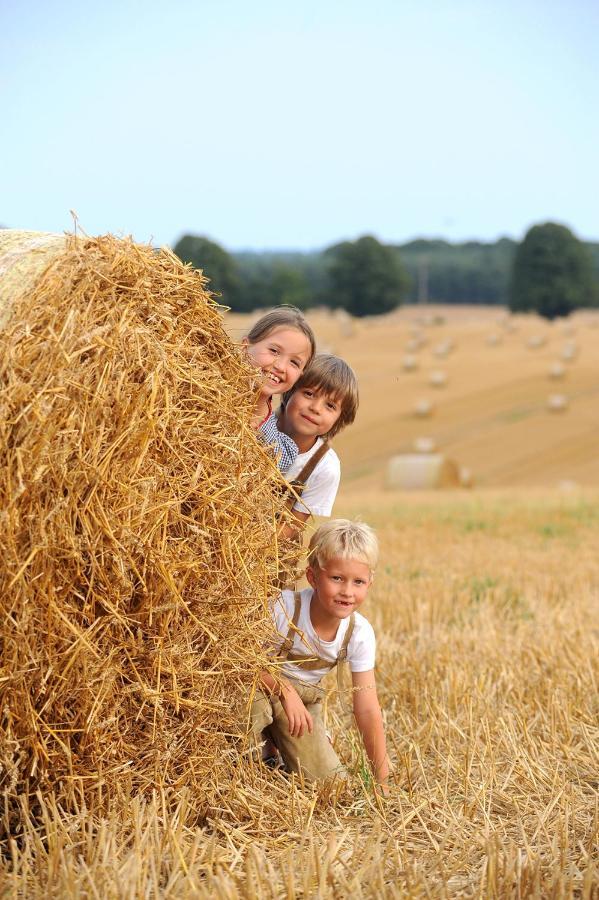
[173,224,599,320]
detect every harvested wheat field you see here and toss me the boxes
[2,295,598,897]
[3,491,598,896]
[228,304,599,491]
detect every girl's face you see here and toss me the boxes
[243,326,312,398]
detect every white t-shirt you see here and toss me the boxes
[283,438,341,517]
[271,587,376,685]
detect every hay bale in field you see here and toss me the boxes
[458,465,474,488]
[547,393,569,412]
[433,339,453,358]
[527,334,546,349]
[413,398,434,418]
[429,370,447,388]
[402,354,418,371]
[561,341,578,362]
[548,362,566,380]
[386,454,459,490]
[413,436,436,453]
[0,230,289,814]
[486,333,502,346]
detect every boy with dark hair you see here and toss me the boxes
[278,353,358,532]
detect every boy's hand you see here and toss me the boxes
[280,684,313,737]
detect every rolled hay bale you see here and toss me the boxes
[458,465,474,488]
[527,334,546,349]
[547,393,569,413]
[402,354,419,371]
[0,230,289,816]
[429,370,448,388]
[386,454,459,490]
[413,436,436,453]
[548,362,566,380]
[406,337,424,352]
[486,333,502,346]
[433,339,453,358]
[561,341,578,362]
[413,398,434,418]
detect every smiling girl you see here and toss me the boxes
[242,307,316,473]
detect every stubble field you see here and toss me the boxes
[4,306,598,897]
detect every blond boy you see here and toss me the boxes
[252,520,388,790]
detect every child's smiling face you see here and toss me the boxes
[307,556,372,627]
[280,386,342,446]
[243,327,311,398]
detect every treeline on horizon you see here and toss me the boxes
[173,228,599,318]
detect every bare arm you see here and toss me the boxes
[258,669,313,737]
[278,508,310,542]
[351,669,389,791]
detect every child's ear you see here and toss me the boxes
[306,566,317,589]
[241,336,249,349]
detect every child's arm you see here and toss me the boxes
[278,509,310,542]
[259,670,313,737]
[351,670,389,791]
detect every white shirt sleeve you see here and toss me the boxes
[347,615,376,673]
[293,449,341,517]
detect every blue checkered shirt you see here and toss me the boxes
[259,411,298,474]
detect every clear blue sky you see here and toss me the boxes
[2,0,598,251]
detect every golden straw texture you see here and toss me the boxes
[0,231,289,820]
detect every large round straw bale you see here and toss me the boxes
[486,333,502,346]
[548,362,565,380]
[386,454,459,490]
[547,393,569,412]
[0,230,287,813]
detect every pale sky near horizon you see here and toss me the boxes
[2,0,598,251]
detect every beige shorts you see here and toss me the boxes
[251,680,346,784]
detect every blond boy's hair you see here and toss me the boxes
[245,306,316,367]
[281,353,358,439]
[308,519,378,573]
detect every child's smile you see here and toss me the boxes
[307,557,372,635]
[280,387,342,450]
[243,327,311,398]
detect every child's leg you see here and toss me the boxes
[268,683,346,783]
[250,688,274,744]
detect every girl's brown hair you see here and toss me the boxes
[245,307,316,367]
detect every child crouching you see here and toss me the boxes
[251,520,388,791]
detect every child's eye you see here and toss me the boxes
[291,359,301,368]
[327,402,337,410]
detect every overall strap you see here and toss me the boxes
[285,440,331,508]
[282,611,357,672]
[337,613,355,662]
[294,440,330,486]
[278,592,303,655]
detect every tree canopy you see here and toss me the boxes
[323,235,410,316]
[509,223,597,319]
[173,234,248,311]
